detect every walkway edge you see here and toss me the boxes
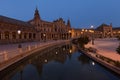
[0,40,69,71]
[79,48,120,75]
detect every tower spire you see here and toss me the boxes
[34,7,41,20]
[67,19,71,27]
[110,23,112,27]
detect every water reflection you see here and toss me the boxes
[78,54,90,65]
[1,43,120,80]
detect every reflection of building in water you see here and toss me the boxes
[39,43,73,64]
[1,43,76,80]
[1,54,44,80]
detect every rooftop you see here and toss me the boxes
[0,15,34,27]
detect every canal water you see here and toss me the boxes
[1,43,120,80]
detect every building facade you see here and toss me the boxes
[0,8,72,44]
[95,23,120,38]
[113,27,120,37]
[72,23,120,39]
[1,8,120,44]
[96,23,113,38]
[29,8,71,41]
[0,16,37,44]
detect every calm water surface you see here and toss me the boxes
[2,43,120,80]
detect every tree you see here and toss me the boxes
[77,36,90,49]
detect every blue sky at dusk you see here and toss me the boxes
[0,0,120,28]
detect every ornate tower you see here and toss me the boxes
[34,7,41,21]
[32,7,41,32]
[67,19,71,27]
[110,23,112,27]
[110,23,113,37]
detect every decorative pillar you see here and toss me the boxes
[2,32,5,40]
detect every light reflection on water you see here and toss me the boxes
[1,43,120,80]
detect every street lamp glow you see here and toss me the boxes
[90,25,94,29]
[45,59,48,63]
[69,30,71,33]
[90,25,94,45]
[43,33,46,37]
[56,52,58,54]
[69,49,72,53]
[17,30,22,49]
[85,29,88,32]
[82,29,84,32]
[92,61,95,66]
[18,30,21,35]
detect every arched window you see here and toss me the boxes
[54,26,57,32]
[29,33,32,39]
[12,32,16,39]
[4,31,9,39]
[33,33,36,39]
[44,28,46,31]
[24,33,27,39]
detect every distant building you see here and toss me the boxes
[113,27,120,37]
[71,28,82,38]
[96,23,113,38]
[95,23,120,38]
[72,23,120,39]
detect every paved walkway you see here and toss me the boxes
[0,41,45,52]
[0,40,59,62]
[85,38,120,61]
[0,40,68,71]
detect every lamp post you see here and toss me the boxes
[43,33,46,42]
[82,29,84,37]
[17,30,22,48]
[90,26,94,45]
[69,30,72,39]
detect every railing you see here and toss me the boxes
[0,40,68,71]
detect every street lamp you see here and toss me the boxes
[91,25,94,29]
[90,25,94,45]
[69,30,72,39]
[81,29,84,37]
[69,49,72,53]
[43,33,46,42]
[18,30,21,35]
[69,30,71,33]
[82,29,84,32]
[17,30,22,48]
